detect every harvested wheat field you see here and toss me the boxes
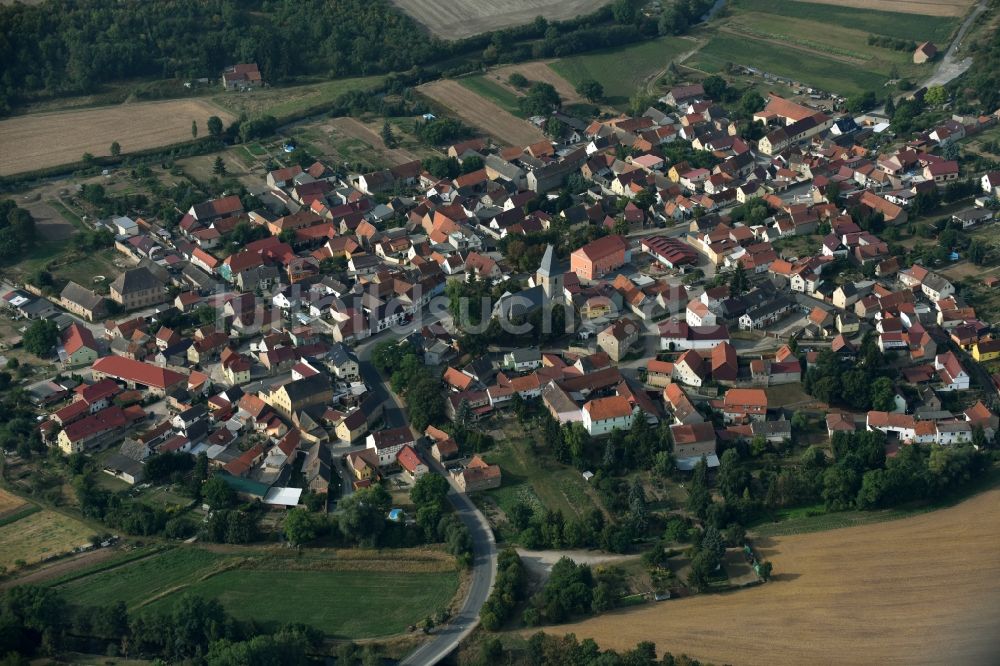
[548,487,1000,666]
[418,79,545,147]
[392,0,610,39]
[0,99,235,176]
[488,61,586,106]
[795,0,973,16]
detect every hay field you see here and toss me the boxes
[0,99,235,176]
[418,79,545,147]
[0,510,96,569]
[391,0,611,39]
[0,488,26,517]
[488,62,586,106]
[795,0,972,16]
[548,487,1000,666]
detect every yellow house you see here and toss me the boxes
[346,449,379,480]
[972,339,1000,362]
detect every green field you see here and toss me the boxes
[688,34,887,96]
[147,569,459,637]
[551,36,694,105]
[56,546,461,638]
[458,76,525,116]
[210,75,384,120]
[731,0,960,43]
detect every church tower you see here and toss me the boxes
[536,244,563,302]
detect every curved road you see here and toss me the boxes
[354,321,498,666]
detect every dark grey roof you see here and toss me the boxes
[111,267,163,295]
[281,373,331,403]
[60,281,105,310]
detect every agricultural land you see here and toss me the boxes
[54,545,461,637]
[0,100,235,176]
[418,79,546,145]
[548,487,1000,666]
[390,0,612,39]
[0,508,96,570]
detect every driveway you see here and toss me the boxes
[919,1,987,90]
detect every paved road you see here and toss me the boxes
[919,0,988,90]
[400,458,497,666]
[352,312,498,666]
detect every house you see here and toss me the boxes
[913,41,937,64]
[426,425,460,462]
[266,373,332,417]
[935,352,970,391]
[597,317,640,362]
[61,323,99,367]
[91,356,186,397]
[346,449,381,485]
[570,235,630,281]
[722,388,767,424]
[670,422,717,469]
[222,63,262,90]
[982,172,1000,197]
[366,426,416,466]
[102,438,150,485]
[504,348,542,372]
[453,455,501,492]
[396,445,428,480]
[973,339,1000,362]
[673,350,706,387]
[582,395,635,436]
[57,405,132,454]
[59,281,106,321]
[952,208,993,229]
[109,267,167,311]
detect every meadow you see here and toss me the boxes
[56,545,461,638]
[0,510,96,569]
[209,75,384,120]
[550,36,695,106]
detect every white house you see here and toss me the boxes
[365,426,416,466]
[582,396,634,436]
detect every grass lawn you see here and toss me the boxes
[47,200,86,231]
[147,569,459,637]
[458,76,525,117]
[52,248,122,289]
[483,426,597,519]
[210,75,384,121]
[551,36,693,106]
[687,34,887,97]
[731,0,960,43]
[0,510,96,568]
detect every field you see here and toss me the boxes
[687,34,887,97]
[551,36,695,105]
[546,486,1000,666]
[458,77,526,117]
[418,79,545,146]
[208,75,383,120]
[793,0,973,17]
[488,61,587,106]
[0,487,27,518]
[0,510,96,569]
[390,0,611,40]
[731,0,962,42]
[57,545,461,638]
[0,99,235,176]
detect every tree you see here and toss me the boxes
[519,82,561,116]
[575,78,604,102]
[545,117,567,139]
[508,72,529,88]
[110,141,121,157]
[869,376,896,412]
[380,120,396,148]
[212,155,226,176]
[885,95,896,118]
[686,457,711,519]
[191,120,198,139]
[410,473,450,511]
[22,319,58,357]
[202,476,235,509]
[284,508,319,545]
[729,263,748,297]
[702,75,728,101]
[924,85,947,106]
[207,115,223,137]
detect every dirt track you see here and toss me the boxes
[795,0,972,16]
[418,80,546,147]
[391,0,610,39]
[547,487,1000,666]
[0,99,235,176]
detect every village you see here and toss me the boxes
[0,38,999,661]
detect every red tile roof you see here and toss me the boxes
[92,356,186,390]
[62,323,97,356]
